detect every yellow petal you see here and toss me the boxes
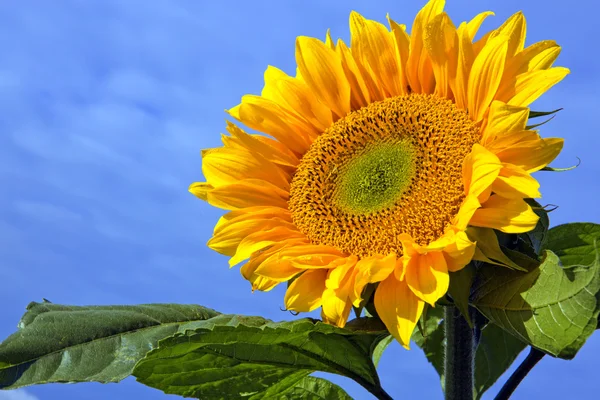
[405,251,449,306]
[336,39,372,109]
[453,194,481,231]
[424,12,457,99]
[443,231,477,272]
[501,40,560,84]
[350,12,403,97]
[472,30,493,57]
[463,144,502,202]
[261,66,332,133]
[284,269,328,312]
[254,256,303,282]
[468,35,509,121]
[240,240,305,291]
[188,182,213,201]
[454,22,474,109]
[353,253,397,305]
[230,227,306,267]
[517,42,561,73]
[276,245,345,269]
[485,130,540,153]
[466,11,495,41]
[506,67,570,107]
[492,164,541,199]
[374,275,425,349]
[208,217,296,257]
[296,36,351,118]
[214,206,292,234]
[207,179,289,210]
[325,256,358,290]
[325,29,335,50]
[494,137,564,172]
[406,0,445,94]
[481,101,529,144]
[470,195,539,234]
[225,122,299,168]
[322,259,358,327]
[321,287,353,328]
[488,11,526,57]
[202,147,289,190]
[467,226,525,270]
[387,15,410,95]
[228,96,313,155]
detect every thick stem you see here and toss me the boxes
[494,348,545,400]
[444,306,474,400]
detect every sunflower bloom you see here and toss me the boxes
[190,0,567,347]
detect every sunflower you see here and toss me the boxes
[190,0,567,347]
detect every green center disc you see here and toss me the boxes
[334,141,416,214]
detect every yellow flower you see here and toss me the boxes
[190,0,567,348]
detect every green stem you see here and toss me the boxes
[367,385,394,400]
[444,306,474,400]
[494,348,545,400]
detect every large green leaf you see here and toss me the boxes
[133,315,389,399]
[275,376,353,400]
[0,302,220,388]
[545,222,600,266]
[471,248,600,359]
[473,323,526,399]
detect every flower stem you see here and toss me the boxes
[444,306,474,400]
[494,347,545,400]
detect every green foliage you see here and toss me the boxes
[473,323,526,399]
[522,199,550,255]
[411,306,445,379]
[448,264,475,326]
[132,314,388,399]
[272,376,353,400]
[0,302,390,398]
[528,108,562,119]
[545,222,600,267]
[471,247,600,359]
[372,336,393,368]
[0,303,219,389]
[411,306,526,399]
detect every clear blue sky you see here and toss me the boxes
[1,1,598,399]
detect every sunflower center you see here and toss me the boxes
[335,141,416,214]
[289,93,481,257]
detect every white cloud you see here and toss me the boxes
[0,389,40,400]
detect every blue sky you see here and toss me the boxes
[1,0,599,399]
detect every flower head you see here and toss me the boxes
[190,0,567,347]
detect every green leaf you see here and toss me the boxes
[474,323,526,399]
[274,376,353,400]
[448,265,475,327]
[545,222,600,267]
[0,302,220,388]
[525,115,556,130]
[541,161,580,172]
[528,108,562,119]
[521,199,550,255]
[411,306,445,379]
[133,315,388,399]
[471,249,600,359]
[372,335,393,367]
